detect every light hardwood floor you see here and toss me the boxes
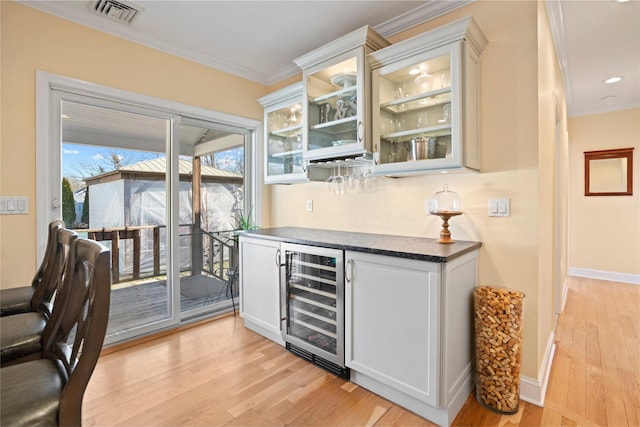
[83,277,639,426]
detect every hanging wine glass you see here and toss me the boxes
[325,162,336,193]
[334,161,345,195]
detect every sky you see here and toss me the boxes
[62,143,160,179]
[62,143,243,181]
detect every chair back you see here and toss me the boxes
[29,220,63,293]
[41,238,111,426]
[32,227,78,315]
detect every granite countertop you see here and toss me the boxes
[236,227,481,263]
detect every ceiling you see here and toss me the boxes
[21,0,639,118]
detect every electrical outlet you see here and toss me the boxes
[306,199,313,212]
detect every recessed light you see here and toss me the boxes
[616,0,630,3]
[604,76,622,84]
[409,68,421,75]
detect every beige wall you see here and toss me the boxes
[536,0,568,367]
[0,0,569,382]
[568,108,640,275]
[0,1,268,286]
[268,1,564,380]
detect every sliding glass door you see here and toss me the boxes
[40,74,260,345]
[60,98,177,342]
[175,118,245,320]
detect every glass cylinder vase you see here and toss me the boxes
[474,286,525,414]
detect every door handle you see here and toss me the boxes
[275,248,281,267]
[345,259,353,283]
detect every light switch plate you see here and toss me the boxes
[0,196,29,215]
[488,198,510,217]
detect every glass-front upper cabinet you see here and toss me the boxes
[294,26,390,162]
[258,83,307,184]
[369,16,487,176]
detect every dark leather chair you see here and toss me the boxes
[0,228,78,366]
[0,220,64,317]
[0,238,111,426]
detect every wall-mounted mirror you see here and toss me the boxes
[584,147,634,196]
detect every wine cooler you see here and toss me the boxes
[280,243,348,378]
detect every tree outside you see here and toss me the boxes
[61,178,76,227]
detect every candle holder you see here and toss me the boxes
[428,184,463,244]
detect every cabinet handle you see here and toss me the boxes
[345,259,353,283]
[357,121,364,143]
[275,248,281,267]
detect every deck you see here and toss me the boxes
[107,273,238,336]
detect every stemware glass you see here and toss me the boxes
[438,103,451,124]
[325,163,336,193]
[334,161,345,195]
[287,106,299,127]
[344,161,355,191]
[414,71,432,94]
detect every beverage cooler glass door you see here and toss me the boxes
[280,243,345,366]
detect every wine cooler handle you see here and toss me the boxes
[278,249,286,328]
[345,259,353,283]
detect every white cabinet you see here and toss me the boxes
[368,16,487,176]
[238,236,284,345]
[258,83,307,184]
[345,251,440,406]
[345,249,479,427]
[294,26,390,162]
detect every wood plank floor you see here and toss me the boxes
[83,277,639,426]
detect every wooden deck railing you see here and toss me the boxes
[82,225,237,284]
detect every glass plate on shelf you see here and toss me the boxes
[331,139,356,146]
[330,72,357,88]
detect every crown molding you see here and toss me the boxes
[19,0,474,86]
[374,0,475,37]
[545,0,575,117]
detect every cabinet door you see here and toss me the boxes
[368,16,486,176]
[258,83,308,184]
[239,237,283,344]
[372,42,460,175]
[302,48,368,161]
[345,251,440,406]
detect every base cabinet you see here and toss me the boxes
[239,236,284,345]
[345,250,478,426]
[238,229,480,426]
[345,251,439,406]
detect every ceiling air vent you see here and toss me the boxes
[90,0,142,25]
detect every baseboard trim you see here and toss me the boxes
[569,267,640,285]
[519,332,555,407]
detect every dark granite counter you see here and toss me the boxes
[236,227,481,263]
